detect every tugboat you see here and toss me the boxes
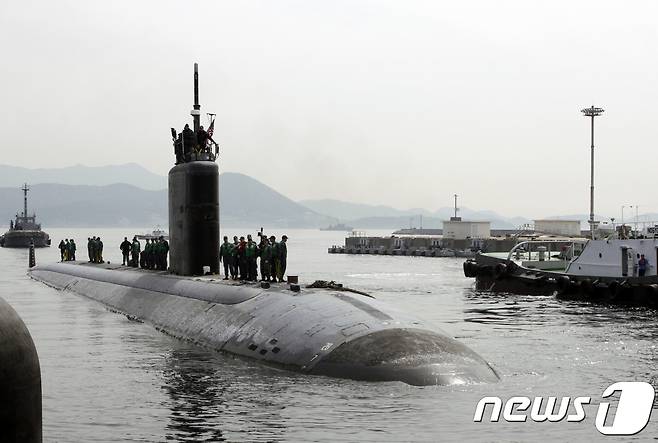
[464,227,658,308]
[0,184,51,248]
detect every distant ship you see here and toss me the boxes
[320,223,354,231]
[0,184,51,248]
[135,226,169,241]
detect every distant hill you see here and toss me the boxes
[301,199,531,229]
[220,173,329,228]
[300,199,433,220]
[0,183,165,227]
[0,172,331,228]
[3,163,634,231]
[0,163,167,190]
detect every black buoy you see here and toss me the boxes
[28,242,36,268]
[0,296,42,442]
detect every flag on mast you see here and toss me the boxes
[207,118,215,138]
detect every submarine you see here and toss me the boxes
[28,64,499,386]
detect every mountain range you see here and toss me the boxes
[300,199,532,229]
[0,163,166,191]
[0,168,329,228]
[2,164,646,229]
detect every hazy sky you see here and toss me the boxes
[1,1,657,218]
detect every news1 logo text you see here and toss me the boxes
[474,382,655,436]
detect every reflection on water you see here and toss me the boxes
[162,349,292,442]
[163,350,228,442]
[463,287,658,337]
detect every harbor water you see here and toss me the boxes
[1,227,657,441]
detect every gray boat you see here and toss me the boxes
[0,184,50,248]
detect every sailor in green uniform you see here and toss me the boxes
[144,239,151,269]
[59,239,66,261]
[91,235,98,263]
[131,236,141,267]
[152,238,160,270]
[69,239,76,261]
[151,239,159,270]
[152,238,159,270]
[159,236,169,270]
[270,236,280,282]
[231,236,239,279]
[246,235,258,281]
[277,235,288,282]
[96,237,103,263]
[219,236,232,280]
[120,237,131,265]
[260,237,272,282]
[87,237,93,262]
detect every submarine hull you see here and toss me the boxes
[29,262,498,386]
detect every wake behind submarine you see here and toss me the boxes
[28,64,498,386]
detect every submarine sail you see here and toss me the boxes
[168,63,219,276]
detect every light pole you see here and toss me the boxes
[635,204,639,234]
[581,105,604,239]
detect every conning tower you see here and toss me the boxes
[168,63,219,276]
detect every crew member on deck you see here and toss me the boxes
[59,239,66,261]
[277,235,288,282]
[69,239,76,261]
[120,237,131,266]
[220,236,232,280]
[131,236,141,267]
[96,237,104,263]
[246,235,258,281]
[231,236,239,279]
[159,236,169,270]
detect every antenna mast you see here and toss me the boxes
[191,63,201,132]
[21,183,29,217]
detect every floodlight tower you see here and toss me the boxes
[581,105,604,239]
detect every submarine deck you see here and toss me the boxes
[29,260,499,385]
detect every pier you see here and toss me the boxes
[328,231,518,258]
